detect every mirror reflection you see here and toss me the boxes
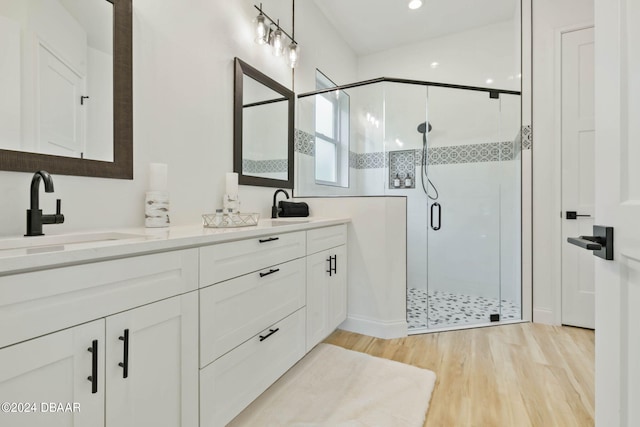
[0,0,113,161]
[234,58,294,189]
[242,74,289,181]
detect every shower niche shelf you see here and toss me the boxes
[388,150,417,189]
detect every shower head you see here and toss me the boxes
[417,121,432,134]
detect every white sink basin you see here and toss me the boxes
[0,232,147,252]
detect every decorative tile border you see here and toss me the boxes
[295,129,523,169]
[427,141,514,165]
[294,129,315,156]
[242,158,288,174]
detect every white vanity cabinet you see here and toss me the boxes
[0,320,105,427]
[105,292,198,427]
[306,225,348,352]
[0,249,199,427]
[0,218,350,427]
[199,231,308,427]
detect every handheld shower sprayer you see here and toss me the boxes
[417,121,439,201]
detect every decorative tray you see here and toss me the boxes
[202,212,260,228]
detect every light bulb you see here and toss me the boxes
[271,28,284,56]
[408,0,423,10]
[255,14,268,45]
[287,42,299,68]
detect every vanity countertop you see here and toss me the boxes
[0,217,350,275]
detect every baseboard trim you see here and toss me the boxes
[339,315,408,339]
[533,308,554,325]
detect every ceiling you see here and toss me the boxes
[312,0,518,56]
[60,0,113,54]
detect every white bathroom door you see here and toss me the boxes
[38,43,84,157]
[560,27,595,329]
[593,0,640,424]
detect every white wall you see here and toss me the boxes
[532,0,594,324]
[0,0,355,238]
[357,20,521,92]
[293,1,358,93]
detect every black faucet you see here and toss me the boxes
[272,189,290,218]
[25,170,65,236]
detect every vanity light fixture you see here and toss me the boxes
[287,42,299,68]
[271,25,285,56]
[408,0,423,10]
[254,12,268,45]
[253,4,300,68]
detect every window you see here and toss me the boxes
[314,70,349,187]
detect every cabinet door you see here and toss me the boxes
[328,245,347,331]
[0,320,105,427]
[306,250,330,352]
[105,292,198,427]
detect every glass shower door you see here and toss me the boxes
[425,86,503,328]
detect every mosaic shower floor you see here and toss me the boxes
[407,288,521,329]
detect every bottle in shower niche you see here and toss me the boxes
[405,173,413,188]
[393,173,401,188]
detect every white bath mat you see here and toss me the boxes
[228,343,436,427]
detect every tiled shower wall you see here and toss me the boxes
[295,125,532,171]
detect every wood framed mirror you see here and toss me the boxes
[234,58,294,189]
[0,0,132,179]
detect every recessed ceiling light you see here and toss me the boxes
[430,62,439,69]
[486,78,494,84]
[408,0,423,10]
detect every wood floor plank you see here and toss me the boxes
[324,323,594,427]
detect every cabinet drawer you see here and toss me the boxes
[200,258,305,367]
[199,231,305,286]
[200,308,305,427]
[0,249,198,349]
[306,224,347,255]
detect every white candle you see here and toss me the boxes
[149,163,168,192]
[226,172,238,196]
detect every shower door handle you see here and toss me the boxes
[430,202,441,231]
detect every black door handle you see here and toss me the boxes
[566,211,591,219]
[567,236,602,250]
[118,329,129,379]
[430,202,441,231]
[568,225,614,260]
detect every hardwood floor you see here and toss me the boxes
[324,323,594,427]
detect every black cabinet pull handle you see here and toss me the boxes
[259,328,280,342]
[332,255,337,275]
[326,257,333,276]
[430,202,441,231]
[118,329,129,379]
[259,268,280,278]
[259,237,279,243]
[87,340,98,394]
